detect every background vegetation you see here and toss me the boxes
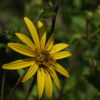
[0,0,100,100]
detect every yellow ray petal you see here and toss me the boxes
[37,67,45,98]
[52,51,72,60]
[52,63,70,78]
[24,17,40,49]
[38,21,46,50]
[45,71,53,98]
[50,43,69,54]
[48,67,60,89]
[2,58,34,70]
[8,43,36,57]
[22,63,38,82]
[15,33,36,51]
[45,33,54,51]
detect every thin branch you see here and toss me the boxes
[24,76,36,100]
[7,73,25,100]
[50,0,60,35]
[55,77,66,100]
[0,70,6,100]
[90,28,100,38]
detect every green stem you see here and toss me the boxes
[85,20,97,73]
[56,77,66,100]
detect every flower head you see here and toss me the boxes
[2,17,72,98]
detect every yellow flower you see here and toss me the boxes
[2,17,72,98]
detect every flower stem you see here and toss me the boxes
[85,20,97,73]
[56,77,66,100]
[50,0,60,34]
[7,74,25,100]
[0,70,6,100]
[24,76,36,100]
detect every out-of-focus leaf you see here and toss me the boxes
[82,66,90,76]
[64,75,77,92]
[17,69,25,77]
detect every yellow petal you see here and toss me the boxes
[52,63,70,78]
[15,33,36,51]
[48,67,60,89]
[45,71,53,98]
[52,51,72,60]
[8,43,36,57]
[37,67,45,98]
[45,33,54,51]
[2,58,34,70]
[24,17,40,49]
[22,63,38,82]
[38,21,46,50]
[50,43,69,54]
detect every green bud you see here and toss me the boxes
[84,11,94,21]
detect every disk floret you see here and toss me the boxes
[36,50,54,66]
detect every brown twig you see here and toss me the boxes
[24,76,36,100]
[50,0,60,35]
[90,28,100,38]
[7,73,25,100]
[0,70,6,100]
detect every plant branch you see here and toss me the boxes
[55,77,66,100]
[0,70,6,100]
[24,76,36,100]
[50,0,60,34]
[90,28,100,38]
[7,73,25,100]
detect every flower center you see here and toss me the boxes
[36,50,53,65]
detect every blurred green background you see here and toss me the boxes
[0,0,100,100]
